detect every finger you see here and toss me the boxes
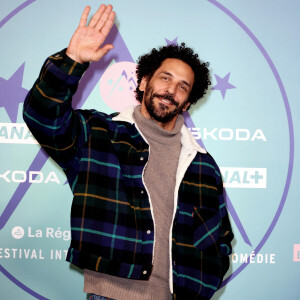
[95,4,113,31]
[88,4,106,27]
[94,44,114,61]
[79,6,91,27]
[100,11,115,39]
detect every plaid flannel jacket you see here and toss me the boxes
[23,50,233,300]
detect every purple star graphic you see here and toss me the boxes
[0,63,28,122]
[165,37,178,46]
[211,72,236,99]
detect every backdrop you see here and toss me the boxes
[0,0,299,299]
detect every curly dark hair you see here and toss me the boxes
[135,43,211,108]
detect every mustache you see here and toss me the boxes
[152,93,179,107]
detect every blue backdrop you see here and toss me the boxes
[0,0,299,299]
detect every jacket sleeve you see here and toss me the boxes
[217,169,234,280]
[23,49,92,173]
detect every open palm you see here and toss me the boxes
[66,4,115,64]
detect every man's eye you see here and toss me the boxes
[180,85,187,92]
[162,76,168,81]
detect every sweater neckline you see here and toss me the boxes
[133,105,184,146]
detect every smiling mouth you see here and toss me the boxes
[153,94,178,107]
[161,98,172,105]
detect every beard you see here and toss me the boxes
[143,83,188,124]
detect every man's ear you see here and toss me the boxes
[182,101,191,112]
[139,76,148,92]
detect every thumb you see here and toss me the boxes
[93,44,114,61]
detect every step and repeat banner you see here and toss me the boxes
[0,0,299,299]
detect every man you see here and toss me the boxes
[23,4,233,300]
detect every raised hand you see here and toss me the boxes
[66,4,115,64]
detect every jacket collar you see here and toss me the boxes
[112,106,207,154]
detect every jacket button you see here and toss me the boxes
[141,190,144,194]
[146,230,151,234]
[140,157,144,161]
[143,270,147,275]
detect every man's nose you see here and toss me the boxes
[166,83,176,95]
